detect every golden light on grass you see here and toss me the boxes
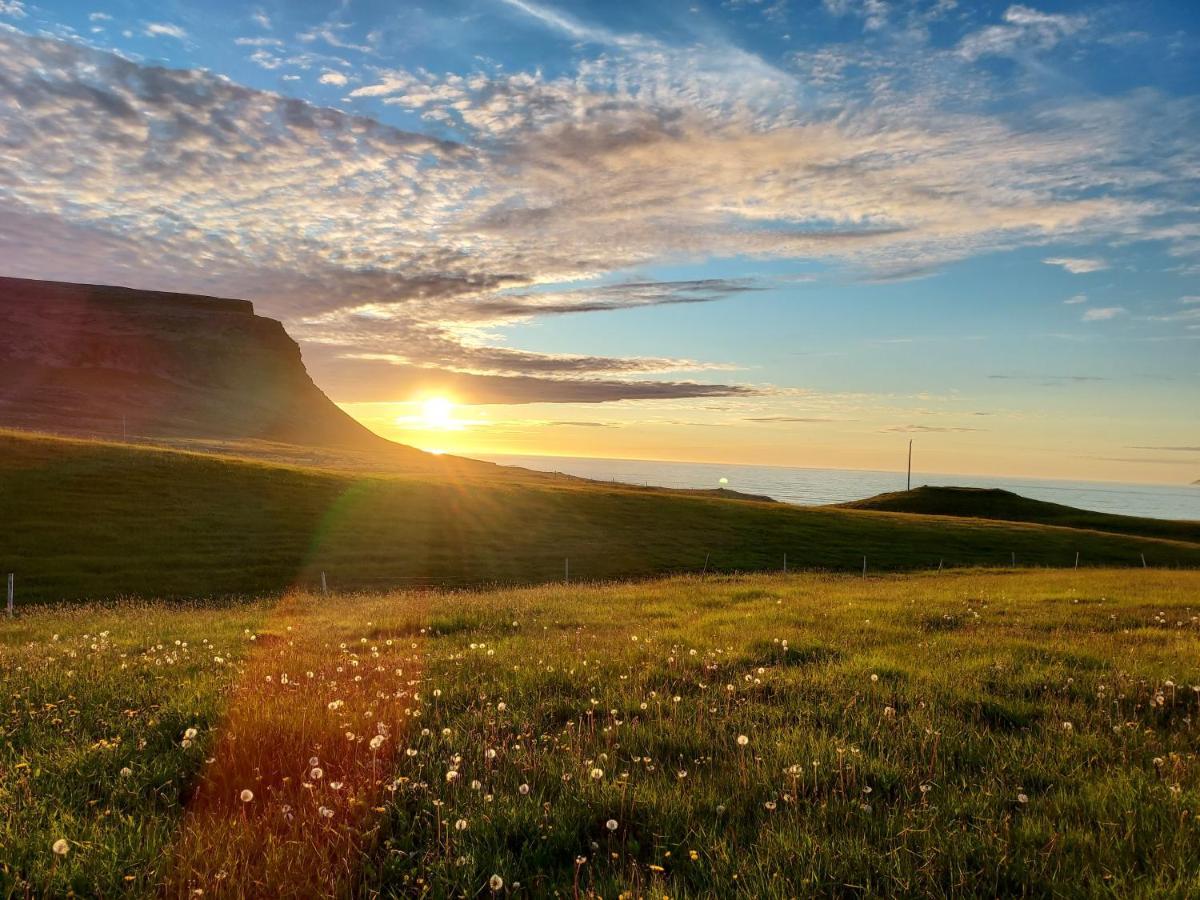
[166,592,429,899]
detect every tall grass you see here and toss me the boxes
[2,570,1198,896]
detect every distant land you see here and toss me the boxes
[840,485,1200,544]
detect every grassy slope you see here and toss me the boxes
[4,431,1200,604]
[839,485,1200,544]
[3,570,1199,896]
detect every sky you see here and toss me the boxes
[0,0,1197,483]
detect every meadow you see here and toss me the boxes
[4,430,1200,605]
[3,568,1199,897]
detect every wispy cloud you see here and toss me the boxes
[988,374,1107,383]
[144,22,187,40]
[744,416,843,423]
[1044,257,1109,274]
[883,425,987,433]
[0,7,1197,406]
[1082,306,1126,321]
[958,5,1088,61]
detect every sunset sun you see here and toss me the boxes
[420,396,455,429]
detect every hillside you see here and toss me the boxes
[0,276,421,455]
[838,485,1200,544]
[3,431,1198,604]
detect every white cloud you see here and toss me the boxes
[1063,293,1087,305]
[252,9,271,29]
[958,5,1087,61]
[1044,257,1109,274]
[0,1,26,17]
[88,12,112,22]
[144,23,187,40]
[319,70,349,87]
[1082,307,1126,321]
[0,20,1196,403]
[822,0,888,32]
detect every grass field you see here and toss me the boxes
[3,569,1199,897]
[4,430,1200,605]
[841,486,1200,545]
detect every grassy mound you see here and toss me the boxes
[839,485,1200,544]
[3,431,1200,604]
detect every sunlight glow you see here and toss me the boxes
[419,396,457,430]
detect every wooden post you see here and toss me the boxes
[6,574,12,618]
[565,558,569,585]
[783,553,787,574]
[862,556,867,579]
[321,571,328,595]
[1141,553,1147,568]
[907,440,912,491]
[703,552,710,575]
[1011,552,1016,568]
[938,558,943,572]
[1074,551,1079,570]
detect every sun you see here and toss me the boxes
[421,396,455,429]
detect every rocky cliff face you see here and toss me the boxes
[0,276,392,449]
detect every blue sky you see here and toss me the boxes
[0,0,1197,481]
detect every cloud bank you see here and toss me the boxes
[0,3,1196,404]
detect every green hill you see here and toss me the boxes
[3,431,1199,605]
[838,485,1200,544]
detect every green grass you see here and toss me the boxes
[4,431,1200,605]
[2,569,1199,897]
[0,600,261,896]
[840,485,1200,544]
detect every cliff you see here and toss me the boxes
[0,276,395,450]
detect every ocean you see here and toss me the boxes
[479,454,1200,521]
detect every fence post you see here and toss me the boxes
[1074,552,1079,570]
[703,552,710,575]
[565,558,569,585]
[862,556,867,579]
[783,553,787,574]
[1011,552,1016,568]
[321,571,328,595]
[1141,553,1147,568]
[6,573,12,618]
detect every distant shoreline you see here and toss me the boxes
[478,453,1200,521]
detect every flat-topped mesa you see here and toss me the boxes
[0,275,391,450]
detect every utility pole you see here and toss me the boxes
[907,439,913,491]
